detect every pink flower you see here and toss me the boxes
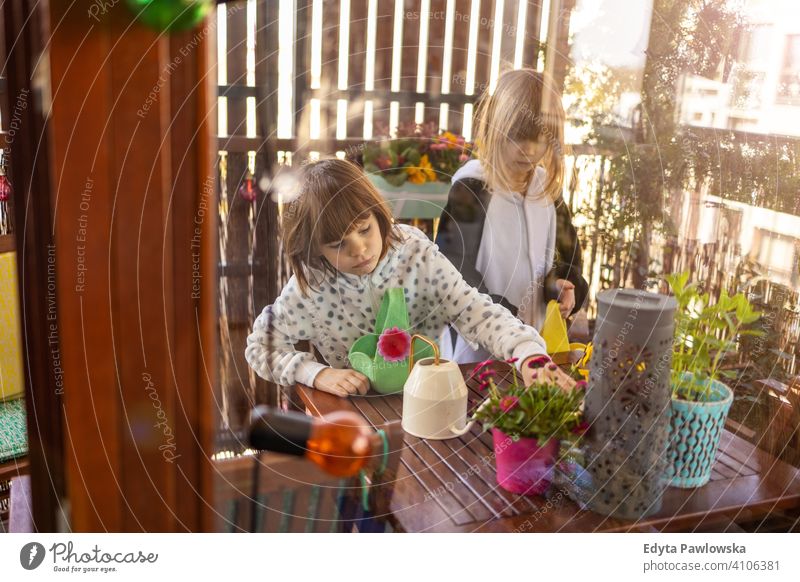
[526,355,552,369]
[505,357,519,364]
[478,381,491,391]
[377,327,412,362]
[575,380,588,390]
[429,142,447,150]
[478,369,496,380]
[459,153,469,162]
[469,359,494,378]
[499,396,519,412]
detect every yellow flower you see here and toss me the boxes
[405,154,436,184]
[578,343,593,367]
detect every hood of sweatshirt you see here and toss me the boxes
[451,159,547,204]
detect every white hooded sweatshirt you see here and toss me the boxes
[440,160,556,363]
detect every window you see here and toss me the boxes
[751,228,799,285]
[778,35,800,103]
[742,25,773,70]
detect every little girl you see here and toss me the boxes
[246,158,574,396]
[438,68,589,363]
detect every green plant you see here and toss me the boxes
[470,359,586,445]
[666,272,762,401]
[362,123,471,186]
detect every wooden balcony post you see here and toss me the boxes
[5,0,218,531]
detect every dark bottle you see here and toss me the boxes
[248,406,374,477]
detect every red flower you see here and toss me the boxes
[469,359,494,378]
[575,380,588,390]
[571,421,590,435]
[377,327,412,362]
[499,396,519,412]
[505,357,519,364]
[526,355,552,369]
[375,155,392,170]
[478,369,496,380]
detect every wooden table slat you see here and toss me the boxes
[378,391,514,521]
[350,395,480,526]
[361,395,494,525]
[711,455,743,479]
[709,468,726,481]
[718,430,799,485]
[434,431,541,516]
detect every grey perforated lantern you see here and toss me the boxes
[582,289,677,520]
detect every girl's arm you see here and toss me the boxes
[422,239,548,368]
[245,279,327,387]
[543,199,589,314]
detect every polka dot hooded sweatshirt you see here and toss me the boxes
[245,224,548,388]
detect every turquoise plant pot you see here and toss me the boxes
[667,374,733,488]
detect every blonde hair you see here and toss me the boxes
[282,158,400,295]
[474,69,566,202]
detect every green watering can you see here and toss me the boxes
[348,288,434,394]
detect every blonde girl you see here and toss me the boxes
[438,68,589,364]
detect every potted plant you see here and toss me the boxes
[666,272,762,488]
[471,358,586,496]
[362,122,471,187]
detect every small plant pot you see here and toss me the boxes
[367,174,450,220]
[492,429,558,496]
[667,375,733,488]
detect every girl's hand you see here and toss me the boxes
[555,279,576,318]
[521,356,577,392]
[313,368,370,397]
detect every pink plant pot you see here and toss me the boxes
[492,428,559,496]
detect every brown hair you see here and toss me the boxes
[474,69,566,202]
[282,158,400,295]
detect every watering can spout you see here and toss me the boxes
[449,419,476,437]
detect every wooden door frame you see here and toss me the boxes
[3,0,65,532]
[3,0,218,531]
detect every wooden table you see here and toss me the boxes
[294,356,800,532]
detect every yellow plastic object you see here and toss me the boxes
[541,300,570,354]
[570,342,592,380]
[0,251,24,401]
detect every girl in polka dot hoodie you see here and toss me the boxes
[245,159,575,397]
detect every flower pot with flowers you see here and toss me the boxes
[362,123,472,220]
[666,273,762,488]
[471,357,587,496]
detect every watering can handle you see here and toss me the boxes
[408,334,440,373]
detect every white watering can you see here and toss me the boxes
[401,335,478,440]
